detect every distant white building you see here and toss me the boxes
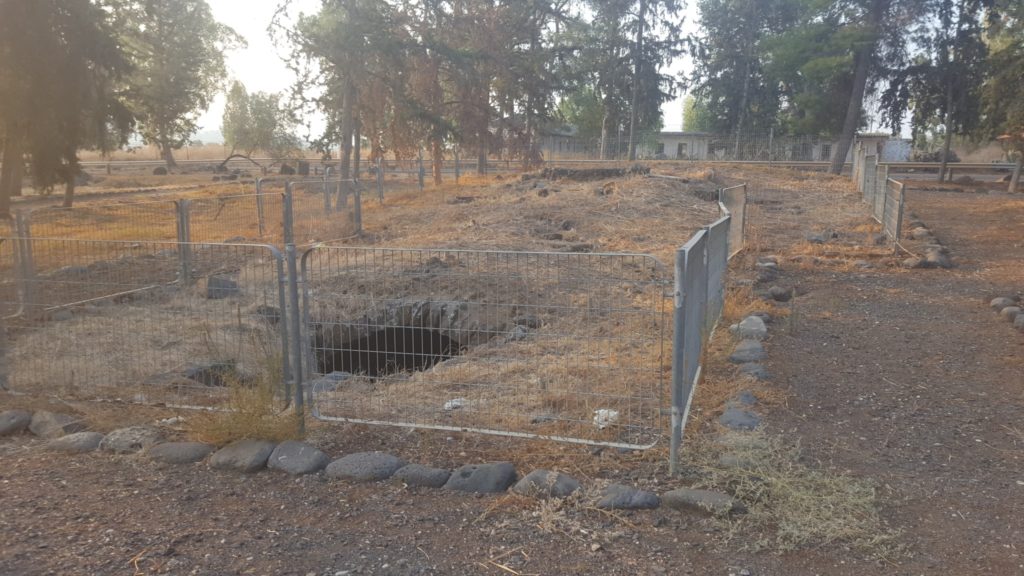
[641,132,712,160]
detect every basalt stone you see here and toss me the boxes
[512,469,581,499]
[719,407,762,431]
[737,316,768,340]
[768,286,792,302]
[0,410,32,436]
[268,441,330,475]
[990,297,1016,311]
[999,306,1021,321]
[29,411,86,439]
[326,452,408,482]
[206,275,240,299]
[729,340,766,364]
[147,442,215,464]
[100,426,163,454]
[49,432,105,453]
[737,363,769,380]
[662,488,745,516]
[444,462,517,493]
[596,484,660,510]
[902,257,924,269]
[210,439,276,473]
[393,464,451,488]
[731,390,758,406]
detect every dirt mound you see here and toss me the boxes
[529,164,650,182]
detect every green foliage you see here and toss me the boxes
[121,0,242,165]
[881,0,991,157]
[558,88,605,142]
[682,95,714,132]
[690,0,802,134]
[221,81,301,159]
[0,0,133,213]
[978,0,1024,147]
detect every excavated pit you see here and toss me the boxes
[314,325,461,377]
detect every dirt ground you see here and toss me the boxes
[2,165,1023,575]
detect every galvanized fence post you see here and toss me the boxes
[283,183,294,245]
[286,243,305,435]
[175,199,192,285]
[255,177,267,237]
[669,247,686,476]
[454,149,461,184]
[282,184,305,433]
[274,251,292,404]
[13,213,36,316]
[323,167,334,214]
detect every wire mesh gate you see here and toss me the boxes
[299,246,672,448]
[0,236,289,410]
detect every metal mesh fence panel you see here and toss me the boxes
[186,194,265,243]
[668,229,709,473]
[704,217,730,332]
[286,180,360,246]
[25,200,180,243]
[873,165,887,222]
[0,235,18,319]
[719,184,746,258]
[883,178,906,245]
[862,155,877,206]
[0,240,288,409]
[680,232,708,403]
[299,246,671,448]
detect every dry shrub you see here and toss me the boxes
[188,351,300,445]
[722,285,789,324]
[687,431,902,557]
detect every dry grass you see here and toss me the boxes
[187,348,300,445]
[685,430,902,557]
[721,285,789,325]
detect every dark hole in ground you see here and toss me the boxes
[315,326,460,377]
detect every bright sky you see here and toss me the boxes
[198,0,698,142]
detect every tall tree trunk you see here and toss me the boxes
[830,0,886,175]
[160,142,178,169]
[0,129,26,218]
[62,178,75,208]
[734,56,752,160]
[339,77,355,181]
[600,111,609,160]
[938,0,966,182]
[477,89,489,175]
[431,137,443,186]
[938,106,954,182]
[1010,153,1022,194]
[627,0,646,162]
[353,119,362,180]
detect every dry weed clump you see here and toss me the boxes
[188,378,300,445]
[686,431,902,557]
[721,285,789,325]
